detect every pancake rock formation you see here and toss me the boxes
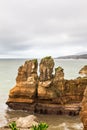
[6,56,87,116]
[80,65,87,130]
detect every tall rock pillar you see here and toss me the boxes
[6,59,38,111]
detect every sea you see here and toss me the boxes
[0,58,87,130]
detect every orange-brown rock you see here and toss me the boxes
[80,78,87,130]
[38,80,57,100]
[16,59,38,83]
[6,59,38,111]
[79,65,87,77]
[39,56,54,81]
[54,66,64,81]
[6,56,87,116]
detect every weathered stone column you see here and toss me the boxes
[38,56,56,100]
[39,56,54,81]
[6,59,38,111]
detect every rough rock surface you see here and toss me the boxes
[0,115,38,130]
[6,59,38,111]
[79,65,87,76]
[16,115,38,128]
[39,56,54,81]
[54,66,64,81]
[80,81,87,130]
[6,57,87,116]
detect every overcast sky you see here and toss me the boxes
[0,0,87,58]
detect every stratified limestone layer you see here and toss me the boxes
[80,84,87,130]
[6,56,87,116]
[6,59,38,111]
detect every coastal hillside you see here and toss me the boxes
[57,54,87,59]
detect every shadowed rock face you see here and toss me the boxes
[55,67,64,81]
[39,56,54,81]
[6,57,87,116]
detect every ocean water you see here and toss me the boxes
[0,59,87,129]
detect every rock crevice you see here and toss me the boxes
[6,56,87,116]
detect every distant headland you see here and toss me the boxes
[56,54,87,59]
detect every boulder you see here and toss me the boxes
[16,115,38,128]
[0,115,38,130]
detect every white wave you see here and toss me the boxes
[71,123,83,130]
[0,117,7,127]
[52,122,69,130]
[51,122,83,130]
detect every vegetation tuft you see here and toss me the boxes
[9,122,48,130]
[31,122,49,130]
[9,121,19,130]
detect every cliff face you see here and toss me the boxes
[80,86,87,130]
[80,73,87,129]
[6,56,87,115]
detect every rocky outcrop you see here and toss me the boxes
[6,57,87,116]
[80,79,87,130]
[6,59,38,111]
[79,65,87,130]
[39,56,54,81]
[54,67,64,81]
[79,65,87,76]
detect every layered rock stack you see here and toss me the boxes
[80,86,87,130]
[38,56,56,100]
[79,66,87,130]
[39,56,54,81]
[6,59,38,111]
[6,57,87,115]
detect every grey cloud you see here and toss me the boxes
[0,0,87,58]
